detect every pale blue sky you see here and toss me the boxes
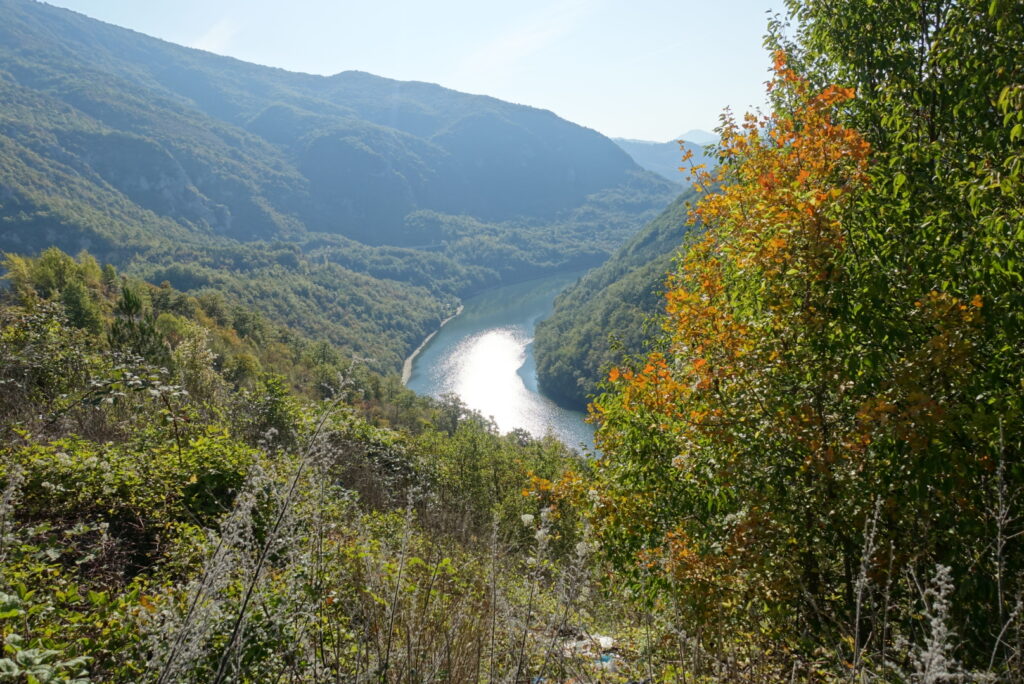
[43,0,785,141]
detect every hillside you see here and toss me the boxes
[612,135,716,184]
[1,0,1021,681]
[0,0,676,373]
[534,187,699,408]
[0,248,610,681]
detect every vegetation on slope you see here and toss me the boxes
[2,0,1023,680]
[0,250,604,681]
[0,0,676,375]
[580,0,1024,678]
[534,187,699,408]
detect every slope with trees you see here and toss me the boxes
[0,0,676,375]
[581,0,1024,677]
[0,249,605,681]
[0,0,674,246]
[4,0,1022,680]
[534,187,699,408]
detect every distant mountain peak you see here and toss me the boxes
[611,135,715,185]
[676,129,717,145]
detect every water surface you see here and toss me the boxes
[406,272,595,452]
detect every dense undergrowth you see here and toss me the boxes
[0,250,765,682]
[2,241,1019,681]
[0,252,613,681]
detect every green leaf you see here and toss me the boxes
[893,172,906,193]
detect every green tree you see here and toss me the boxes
[60,280,103,335]
[589,2,1024,668]
[109,285,168,364]
[772,0,1024,652]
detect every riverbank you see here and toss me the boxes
[401,305,464,384]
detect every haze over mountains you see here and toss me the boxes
[3,2,1019,679]
[0,0,676,371]
[612,133,717,185]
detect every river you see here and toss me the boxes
[405,272,596,452]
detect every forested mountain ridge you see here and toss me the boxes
[612,136,715,184]
[0,0,676,373]
[0,0,672,245]
[534,187,699,408]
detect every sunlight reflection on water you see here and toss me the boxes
[406,274,595,452]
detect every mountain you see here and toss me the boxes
[678,129,717,145]
[533,187,699,408]
[0,0,676,373]
[612,136,716,185]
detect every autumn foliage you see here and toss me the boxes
[593,53,875,627]
[588,13,1024,671]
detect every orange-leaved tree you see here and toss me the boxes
[589,40,1022,669]
[584,0,1024,674]
[589,54,881,641]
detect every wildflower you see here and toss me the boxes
[520,513,535,527]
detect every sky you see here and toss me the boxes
[42,0,786,142]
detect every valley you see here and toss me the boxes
[0,0,676,376]
[1,0,1022,681]
[534,187,699,408]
